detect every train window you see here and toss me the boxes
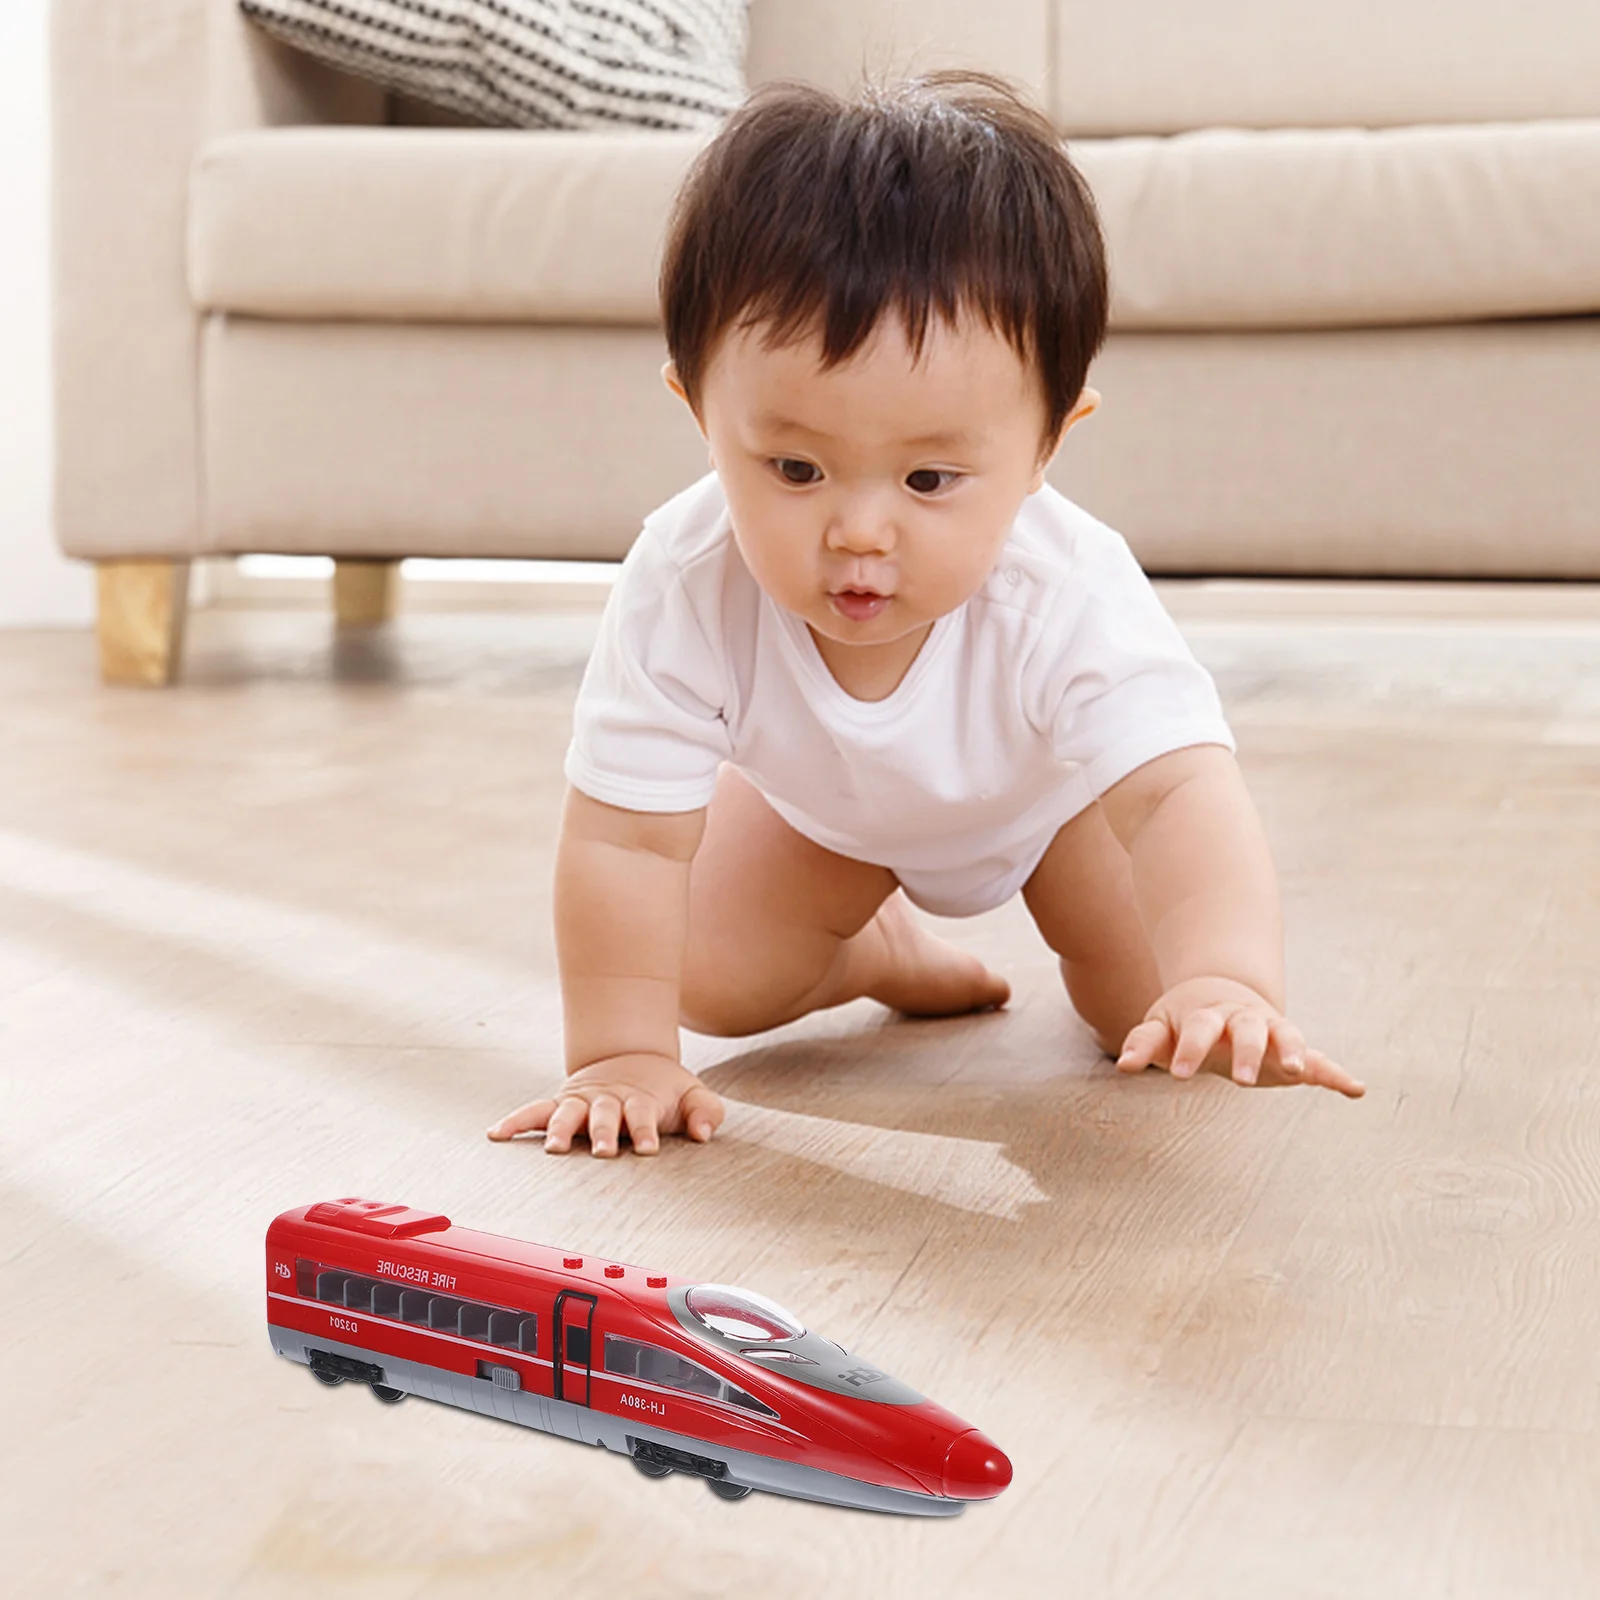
[293,1259,536,1350]
[603,1334,777,1417]
[722,1384,779,1418]
[605,1334,714,1394]
[343,1277,377,1312]
[602,1335,642,1379]
[684,1284,804,1342]
[429,1296,465,1332]
[489,1310,536,1352]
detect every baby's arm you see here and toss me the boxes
[1099,745,1364,1097]
[486,788,725,1156]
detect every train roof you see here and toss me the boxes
[272,1199,680,1295]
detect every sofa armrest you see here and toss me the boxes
[51,0,386,562]
[209,0,389,134]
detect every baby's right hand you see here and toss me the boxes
[486,1054,725,1158]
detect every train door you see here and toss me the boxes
[553,1291,597,1406]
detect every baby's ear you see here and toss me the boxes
[662,361,709,445]
[1068,386,1102,428]
[1032,386,1101,489]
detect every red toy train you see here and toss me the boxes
[266,1198,1011,1515]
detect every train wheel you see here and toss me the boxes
[370,1384,406,1404]
[311,1367,344,1386]
[708,1479,752,1501]
[632,1456,673,1479]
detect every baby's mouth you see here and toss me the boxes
[828,588,892,622]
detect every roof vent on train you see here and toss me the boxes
[303,1199,452,1238]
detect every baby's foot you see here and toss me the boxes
[863,892,1011,1016]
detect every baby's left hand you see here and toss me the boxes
[1117,977,1364,1098]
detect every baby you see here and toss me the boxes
[489,72,1364,1158]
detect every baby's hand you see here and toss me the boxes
[1116,978,1365,1098]
[486,1054,725,1157]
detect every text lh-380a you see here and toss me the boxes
[266,1199,1012,1514]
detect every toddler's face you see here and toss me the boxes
[670,314,1095,687]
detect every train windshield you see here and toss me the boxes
[685,1283,805,1342]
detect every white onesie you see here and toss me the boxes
[564,473,1234,917]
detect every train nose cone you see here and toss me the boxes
[941,1429,1012,1499]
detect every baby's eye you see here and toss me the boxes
[905,469,957,495]
[773,458,822,486]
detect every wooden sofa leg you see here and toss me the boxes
[333,559,398,628]
[96,560,190,687]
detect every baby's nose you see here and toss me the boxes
[827,498,897,554]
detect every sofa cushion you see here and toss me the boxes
[1051,0,1600,136]
[201,320,707,559]
[1056,319,1600,578]
[189,127,704,322]
[197,315,1600,576]
[238,0,746,132]
[1077,120,1600,330]
[188,120,1600,329]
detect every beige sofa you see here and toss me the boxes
[54,0,1600,683]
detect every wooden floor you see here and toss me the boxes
[3,586,1598,1598]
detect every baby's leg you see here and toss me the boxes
[1021,801,1163,1056]
[680,767,1010,1037]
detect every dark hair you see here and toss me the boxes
[660,72,1109,450]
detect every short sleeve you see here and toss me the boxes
[1036,527,1235,797]
[564,527,733,812]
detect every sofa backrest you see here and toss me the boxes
[749,0,1600,134]
[208,0,1600,137]
[746,0,1051,107]
[1050,0,1600,134]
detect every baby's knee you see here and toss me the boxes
[679,986,742,1038]
[679,969,770,1038]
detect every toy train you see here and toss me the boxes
[266,1198,1011,1515]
